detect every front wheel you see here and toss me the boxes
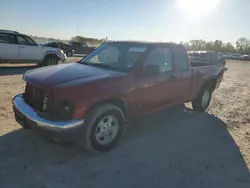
[42,55,59,66]
[67,51,72,57]
[79,103,125,153]
[192,85,212,112]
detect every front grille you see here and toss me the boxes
[24,84,46,112]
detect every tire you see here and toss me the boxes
[42,55,59,66]
[67,51,72,57]
[79,103,125,153]
[192,84,212,112]
[21,122,31,129]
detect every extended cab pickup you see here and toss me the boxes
[13,41,225,152]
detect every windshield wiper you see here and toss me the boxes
[78,61,120,71]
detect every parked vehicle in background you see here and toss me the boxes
[230,53,241,60]
[240,55,250,61]
[222,52,241,60]
[218,52,225,59]
[44,42,74,57]
[188,51,226,66]
[13,41,226,153]
[69,41,95,54]
[0,30,67,66]
[221,52,230,59]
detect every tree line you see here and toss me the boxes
[70,35,250,54]
[179,37,250,54]
[71,36,109,47]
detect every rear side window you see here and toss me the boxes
[144,47,173,73]
[0,33,11,44]
[58,43,66,48]
[173,45,189,70]
[71,42,81,47]
[199,53,206,59]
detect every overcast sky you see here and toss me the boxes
[1,0,249,44]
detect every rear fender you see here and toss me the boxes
[193,74,217,100]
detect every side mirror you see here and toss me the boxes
[143,64,161,75]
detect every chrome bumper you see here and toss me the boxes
[13,94,84,130]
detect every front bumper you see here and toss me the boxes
[57,52,67,62]
[13,94,84,141]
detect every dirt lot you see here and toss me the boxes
[0,60,250,188]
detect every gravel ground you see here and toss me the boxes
[0,60,250,188]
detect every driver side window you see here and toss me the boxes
[17,35,36,46]
[143,47,172,74]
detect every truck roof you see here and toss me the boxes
[0,29,31,38]
[109,40,181,47]
[0,29,19,34]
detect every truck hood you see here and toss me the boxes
[23,63,124,87]
[41,45,59,51]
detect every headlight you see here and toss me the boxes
[42,93,50,111]
[57,49,64,54]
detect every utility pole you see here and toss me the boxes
[77,23,78,36]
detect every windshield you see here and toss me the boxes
[78,42,147,72]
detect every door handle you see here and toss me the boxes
[169,75,177,81]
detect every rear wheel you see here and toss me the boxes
[192,84,212,112]
[42,55,59,66]
[79,103,125,153]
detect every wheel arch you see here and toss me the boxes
[88,97,129,120]
[41,52,60,62]
[202,78,217,91]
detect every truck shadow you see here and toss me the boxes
[0,105,249,188]
[0,65,38,76]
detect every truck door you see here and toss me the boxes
[16,35,42,61]
[0,33,19,60]
[81,43,91,54]
[72,42,82,54]
[132,47,180,117]
[172,45,192,102]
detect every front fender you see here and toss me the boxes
[42,51,67,61]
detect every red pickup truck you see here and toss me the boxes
[13,41,225,153]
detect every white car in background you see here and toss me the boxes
[0,30,67,66]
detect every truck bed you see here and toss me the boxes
[190,61,221,67]
[187,63,224,102]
